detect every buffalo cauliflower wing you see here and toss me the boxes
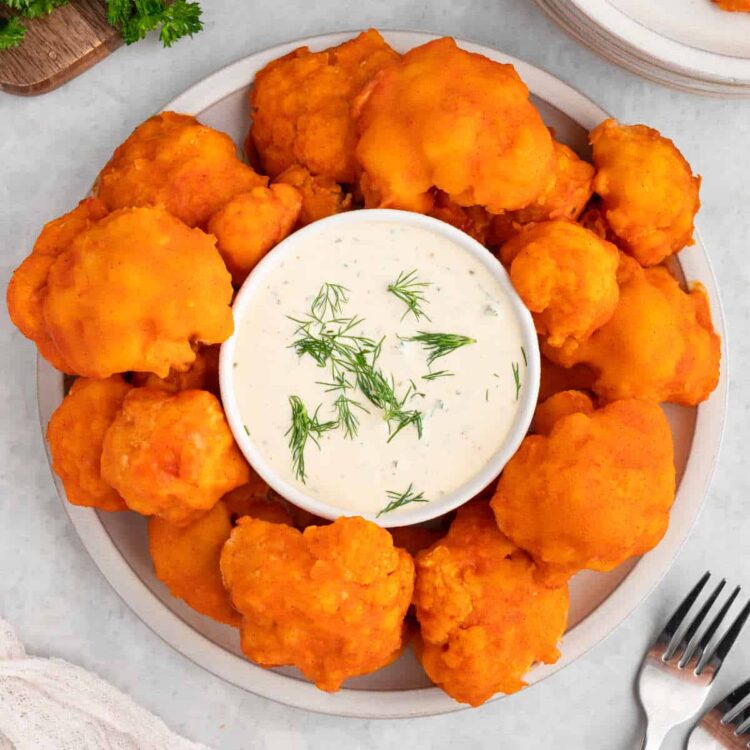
[413,501,569,706]
[353,37,554,214]
[492,399,676,587]
[273,164,352,226]
[7,198,108,373]
[207,184,302,285]
[101,388,249,526]
[503,221,620,350]
[544,255,721,405]
[488,140,594,244]
[250,30,399,183]
[42,207,233,379]
[132,345,221,396]
[95,112,266,228]
[46,375,131,512]
[531,390,595,436]
[590,119,700,266]
[220,515,414,691]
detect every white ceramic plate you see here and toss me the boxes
[37,31,728,718]
[535,0,750,95]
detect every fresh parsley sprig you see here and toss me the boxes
[0,16,25,49]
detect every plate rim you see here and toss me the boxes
[38,29,729,719]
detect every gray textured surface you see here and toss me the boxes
[1,1,749,748]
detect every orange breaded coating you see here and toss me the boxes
[532,390,595,436]
[274,164,352,226]
[413,502,568,706]
[149,501,240,626]
[207,184,302,285]
[7,198,108,373]
[590,119,701,266]
[42,207,233,379]
[492,400,676,587]
[504,221,620,349]
[95,112,266,228]
[250,30,399,183]
[713,0,750,10]
[428,192,492,245]
[46,376,131,512]
[221,471,293,526]
[539,355,596,402]
[353,38,553,215]
[101,388,249,526]
[220,516,414,691]
[132,345,220,396]
[545,256,721,405]
[488,141,594,245]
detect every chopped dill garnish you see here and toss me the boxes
[401,331,476,366]
[422,370,453,381]
[334,394,366,439]
[243,425,250,436]
[387,269,431,321]
[376,483,428,517]
[521,345,528,367]
[285,396,337,482]
[512,362,521,401]
[311,282,349,320]
[485,389,489,402]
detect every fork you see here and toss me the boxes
[688,678,750,748]
[637,572,750,750]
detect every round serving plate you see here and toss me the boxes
[535,0,750,96]
[37,30,729,718]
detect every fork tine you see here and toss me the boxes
[697,596,750,676]
[693,585,741,665]
[660,571,711,657]
[659,571,711,656]
[718,678,750,720]
[677,578,726,665]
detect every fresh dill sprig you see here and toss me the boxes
[285,396,337,482]
[521,345,528,367]
[421,370,453,381]
[376,484,428,517]
[401,331,476,366]
[0,16,25,49]
[311,282,349,321]
[387,269,431,322]
[512,362,521,401]
[334,394,366,439]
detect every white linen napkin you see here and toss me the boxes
[0,617,212,750]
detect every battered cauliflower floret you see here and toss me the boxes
[148,489,291,627]
[250,30,400,183]
[389,524,442,556]
[712,0,750,11]
[428,192,492,245]
[95,112,266,228]
[220,516,415,691]
[488,140,594,244]
[532,390,595,436]
[413,502,569,706]
[503,221,620,350]
[42,207,233,379]
[221,470,293,526]
[273,164,352,226]
[207,184,302,285]
[6,198,108,373]
[101,388,249,526]
[590,119,701,266]
[544,255,721,405]
[353,37,554,214]
[539,355,596,402]
[492,399,676,587]
[46,376,131,512]
[132,345,221,396]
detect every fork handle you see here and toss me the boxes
[640,722,671,749]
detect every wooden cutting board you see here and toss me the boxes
[0,0,121,96]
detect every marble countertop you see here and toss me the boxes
[2,1,749,748]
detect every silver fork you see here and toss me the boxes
[637,572,750,749]
[689,678,750,748]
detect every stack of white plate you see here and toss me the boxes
[535,0,750,97]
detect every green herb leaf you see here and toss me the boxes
[401,331,476,366]
[387,269,431,322]
[0,16,26,49]
[512,362,521,401]
[421,370,453,381]
[377,483,428,517]
[4,0,68,19]
[285,396,337,483]
[110,0,203,48]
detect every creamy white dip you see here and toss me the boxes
[231,218,527,517]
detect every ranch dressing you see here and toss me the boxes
[232,219,526,517]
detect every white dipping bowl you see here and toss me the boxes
[219,208,540,527]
